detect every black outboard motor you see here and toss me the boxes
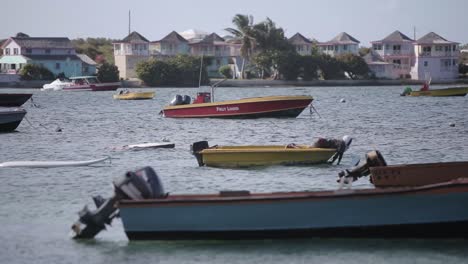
[71,167,165,239]
[170,94,183,106]
[337,150,387,183]
[182,95,191,105]
[191,141,209,166]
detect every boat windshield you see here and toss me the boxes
[86,77,99,84]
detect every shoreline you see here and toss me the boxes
[1,78,467,89]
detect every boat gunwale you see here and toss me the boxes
[118,178,468,207]
[200,146,337,154]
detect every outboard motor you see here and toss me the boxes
[182,95,192,105]
[337,150,387,184]
[71,167,166,239]
[191,141,209,166]
[170,94,183,106]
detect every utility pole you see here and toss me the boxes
[413,26,416,40]
[128,10,131,35]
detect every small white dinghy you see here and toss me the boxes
[122,142,175,150]
[0,156,110,168]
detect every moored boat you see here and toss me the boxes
[43,76,120,91]
[162,93,313,118]
[401,86,468,97]
[71,166,468,240]
[0,107,27,132]
[113,90,155,100]
[338,150,468,187]
[0,93,33,107]
[191,137,352,167]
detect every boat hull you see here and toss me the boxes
[119,180,468,240]
[63,82,120,91]
[408,87,468,97]
[113,92,155,100]
[199,146,336,167]
[0,108,27,132]
[370,161,468,187]
[0,93,32,107]
[162,96,313,118]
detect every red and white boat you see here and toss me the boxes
[43,76,120,91]
[161,92,313,118]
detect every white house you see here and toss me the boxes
[289,33,314,56]
[113,31,150,79]
[371,30,414,79]
[363,50,399,79]
[318,32,359,57]
[410,32,459,81]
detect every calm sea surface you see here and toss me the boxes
[0,85,467,263]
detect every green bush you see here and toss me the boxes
[19,64,55,81]
[219,65,232,79]
[97,62,119,82]
[136,55,209,87]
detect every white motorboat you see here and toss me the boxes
[42,79,72,91]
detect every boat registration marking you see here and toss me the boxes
[216,106,240,112]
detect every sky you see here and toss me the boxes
[2,0,468,46]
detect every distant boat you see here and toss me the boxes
[71,166,468,240]
[0,93,32,107]
[401,86,468,97]
[43,76,120,91]
[113,90,155,100]
[0,108,27,132]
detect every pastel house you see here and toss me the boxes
[113,31,150,79]
[289,33,315,56]
[0,36,83,77]
[318,32,360,56]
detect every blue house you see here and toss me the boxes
[0,36,95,77]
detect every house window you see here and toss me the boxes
[423,61,428,67]
[45,49,51,54]
[393,45,401,50]
[444,46,450,52]
[423,46,431,52]
[373,44,382,50]
[26,48,32,54]
[393,59,401,64]
[5,48,10,55]
[13,48,19,55]
[216,59,221,65]
[453,45,457,51]
[343,45,348,50]
[55,63,60,69]
[453,59,457,66]
[435,46,442,51]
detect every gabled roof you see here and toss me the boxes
[119,31,149,43]
[77,54,97,65]
[8,37,73,49]
[372,30,414,44]
[416,32,458,45]
[153,31,188,43]
[320,32,360,45]
[363,50,390,65]
[289,33,312,44]
[194,33,225,45]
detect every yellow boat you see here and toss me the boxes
[401,86,468,97]
[191,141,339,168]
[113,91,155,100]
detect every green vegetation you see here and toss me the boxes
[19,63,55,80]
[136,55,209,87]
[219,65,233,79]
[71,38,115,64]
[97,62,119,82]
[226,14,370,80]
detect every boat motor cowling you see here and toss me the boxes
[182,95,192,105]
[170,95,184,106]
[113,166,166,200]
[191,141,209,166]
[338,150,387,183]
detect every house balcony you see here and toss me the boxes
[418,51,459,57]
[114,50,150,56]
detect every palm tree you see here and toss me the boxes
[225,14,256,79]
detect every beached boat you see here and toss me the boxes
[338,150,468,187]
[401,86,468,97]
[0,156,110,168]
[43,76,120,91]
[113,91,155,100]
[0,93,32,107]
[0,108,27,132]
[71,166,468,240]
[191,137,352,167]
[161,93,313,118]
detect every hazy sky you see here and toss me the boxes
[2,0,467,46]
